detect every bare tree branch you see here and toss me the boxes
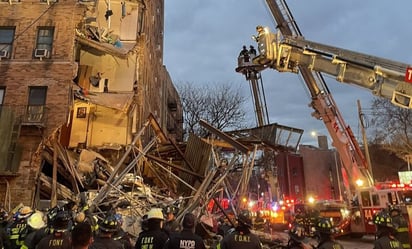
[177,82,247,140]
[370,97,412,158]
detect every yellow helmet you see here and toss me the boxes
[18,206,33,219]
[75,212,86,223]
[28,212,46,230]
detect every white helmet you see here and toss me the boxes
[147,208,164,220]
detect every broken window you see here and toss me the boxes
[0,26,15,59]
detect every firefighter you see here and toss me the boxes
[389,207,410,249]
[253,211,265,232]
[30,206,60,247]
[89,213,123,249]
[163,206,180,234]
[35,209,71,249]
[7,206,33,249]
[249,46,257,58]
[287,223,308,249]
[21,211,46,249]
[77,192,99,233]
[0,210,10,249]
[163,212,206,249]
[135,208,169,249]
[373,210,402,249]
[112,213,133,249]
[315,218,344,249]
[74,211,99,235]
[218,210,262,249]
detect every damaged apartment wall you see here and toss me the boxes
[0,2,87,208]
[0,0,183,209]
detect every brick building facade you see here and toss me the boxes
[0,0,183,209]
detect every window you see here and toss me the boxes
[26,86,47,122]
[360,191,371,207]
[28,86,47,106]
[0,87,4,105]
[0,0,20,3]
[371,194,380,206]
[35,27,54,58]
[40,0,58,4]
[0,27,15,59]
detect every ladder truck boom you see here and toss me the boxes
[255,29,412,108]
[252,0,412,238]
[239,0,378,203]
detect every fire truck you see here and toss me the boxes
[236,0,412,238]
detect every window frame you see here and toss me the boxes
[35,26,55,58]
[28,86,47,106]
[0,26,15,58]
[0,87,5,105]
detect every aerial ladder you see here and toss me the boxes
[238,0,376,204]
[237,47,270,127]
[238,0,412,236]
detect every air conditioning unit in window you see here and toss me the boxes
[34,49,49,60]
[0,50,9,60]
[46,0,58,5]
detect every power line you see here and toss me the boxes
[1,2,57,52]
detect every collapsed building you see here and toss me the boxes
[0,1,308,243]
[0,0,182,209]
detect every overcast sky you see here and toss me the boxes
[163,0,412,146]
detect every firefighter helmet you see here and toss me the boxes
[237,210,252,228]
[0,210,8,223]
[164,205,176,215]
[316,218,334,234]
[99,214,118,232]
[147,208,164,220]
[53,210,71,231]
[75,212,86,223]
[289,223,306,242]
[389,206,402,217]
[18,206,33,219]
[28,212,46,230]
[114,213,123,227]
[373,211,393,228]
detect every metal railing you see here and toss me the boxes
[0,104,48,126]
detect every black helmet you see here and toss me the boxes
[316,218,334,234]
[389,206,402,216]
[53,210,71,231]
[100,214,118,232]
[164,206,176,215]
[0,211,8,223]
[373,211,393,228]
[237,210,252,228]
[289,223,306,242]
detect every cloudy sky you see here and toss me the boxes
[163,0,412,146]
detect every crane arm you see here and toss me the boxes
[254,28,412,108]
[238,1,377,199]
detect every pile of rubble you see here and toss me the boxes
[33,115,301,243]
